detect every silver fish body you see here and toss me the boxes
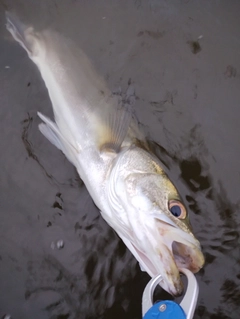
[6,12,204,296]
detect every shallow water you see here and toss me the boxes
[0,1,240,318]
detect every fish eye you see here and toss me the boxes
[168,200,186,219]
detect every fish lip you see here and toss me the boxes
[132,241,184,296]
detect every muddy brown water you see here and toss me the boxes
[0,1,240,318]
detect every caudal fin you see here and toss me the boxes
[6,11,33,55]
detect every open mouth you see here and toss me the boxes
[133,239,204,276]
[119,225,204,296]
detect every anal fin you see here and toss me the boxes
[38,123,63,151]
[37,112,64,151]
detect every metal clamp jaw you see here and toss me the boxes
[142,268,199,319]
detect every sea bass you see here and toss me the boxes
[6,12,204,296]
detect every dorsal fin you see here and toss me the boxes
[95,96,132,153]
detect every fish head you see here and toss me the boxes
[152,187,205,296]
[111,148,205,296]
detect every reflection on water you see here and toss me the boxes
[1,1,240,318]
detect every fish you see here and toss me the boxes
[6,12,204,296]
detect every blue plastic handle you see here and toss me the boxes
[143,300,186,319]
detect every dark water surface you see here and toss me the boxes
[1,1,240,318]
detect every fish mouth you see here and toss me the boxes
[155,220,205,296]
[120,222,204,296]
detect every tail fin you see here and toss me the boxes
[6,11,33,55]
